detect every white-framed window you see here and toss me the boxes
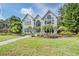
[36,20,41,27]
[25,19,31,25]
[47,15,51,19]
[45,15,51,24]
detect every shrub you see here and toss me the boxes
[35,26,41,32]
[37,34,43,37]
[31,34,35,37]
[37,33,43,37]
[49,34,60,38]
[42,24,53,33]
[59,31,76,37]
[77,32,79,37]
[58,26,67,33]
[43,33,60,38]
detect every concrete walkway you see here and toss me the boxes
[0,35,31,46]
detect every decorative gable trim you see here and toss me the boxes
[22,10,57,22]
[34,15,41,19]
[42,10,57,20]
[22,14,33,21]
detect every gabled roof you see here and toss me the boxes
[34,15,41,21]
[22,14,33,21]
[42,10,57,20]
[22,10,57,22]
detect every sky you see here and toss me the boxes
[0,3,64,20]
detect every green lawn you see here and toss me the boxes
[0,35,20,42]
[0,37,79,56]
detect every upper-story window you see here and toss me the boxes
[47,15,51,19]
[25,19,31,25]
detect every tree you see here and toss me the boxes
[36,26,41,32]
[28,25,32,33]
[7,16,22,33]
[57,26,67,33]
[0,19,5,29]
[42,24,53,33]
[0,19,6,33]
[59,3,79,33]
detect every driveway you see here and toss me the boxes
[0,35,31,46]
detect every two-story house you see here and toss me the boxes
[22,10,57,34]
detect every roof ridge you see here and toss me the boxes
[34,14,41,19]
[42,10,56,19]
[22,13,33,21]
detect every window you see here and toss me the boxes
[47,15,51,19]
[36,20,41,27]
[25,19,31,25]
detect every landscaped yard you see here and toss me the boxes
[0,37,79,56]
[0,35,21,42]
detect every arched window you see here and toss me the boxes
[47,15,51,19]
[36,20,41,27]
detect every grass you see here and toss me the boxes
[0,35,21,42]
[0,37,79,56]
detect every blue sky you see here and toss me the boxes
[0,3,64,20]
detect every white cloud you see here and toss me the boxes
[34,4,60,16]
[0,5,4,20]
[34,4,50,17]
[20,8,34,15]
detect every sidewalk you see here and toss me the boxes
[0,35,31,46]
